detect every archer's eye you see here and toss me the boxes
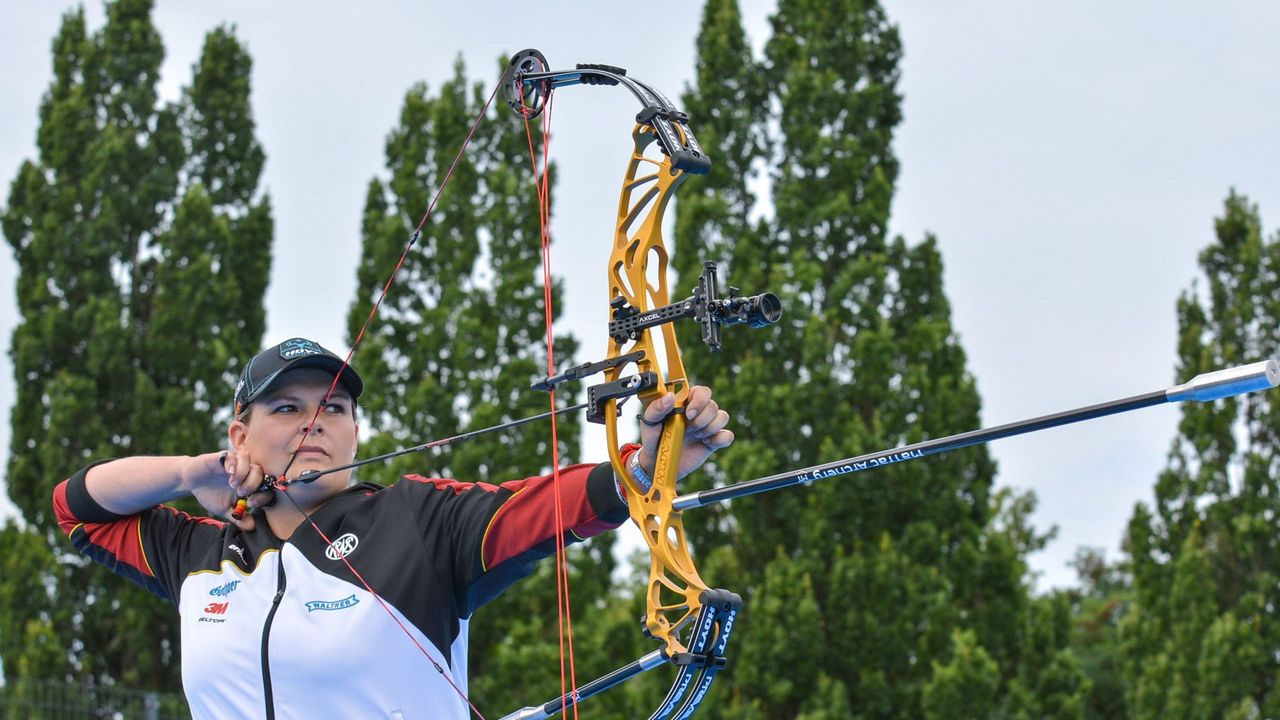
[272,403,299,414]
[324,402,348,415]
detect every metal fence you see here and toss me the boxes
[0,680,189,719]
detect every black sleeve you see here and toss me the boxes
[55,462,230,604]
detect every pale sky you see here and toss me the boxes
[2,0,1278,592]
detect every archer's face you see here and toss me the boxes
[228,367,359,503]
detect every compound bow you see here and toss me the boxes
[499,49,782,720]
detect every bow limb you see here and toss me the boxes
[602,121,708,659]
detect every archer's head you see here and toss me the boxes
[229,338,364,507]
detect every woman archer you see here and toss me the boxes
[54,337,732,719]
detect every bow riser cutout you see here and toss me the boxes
[603,123,706,656]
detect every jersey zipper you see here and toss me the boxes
[261,556,287,719]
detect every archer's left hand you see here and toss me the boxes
[636,385,734,481]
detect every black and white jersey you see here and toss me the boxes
[54,455,633,719]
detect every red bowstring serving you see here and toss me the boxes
[520,82,582,718]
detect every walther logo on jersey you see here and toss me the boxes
[209,580,241,597]
[306,594,360,612]
[325,533,360,560]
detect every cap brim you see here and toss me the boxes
[244,356,364,404]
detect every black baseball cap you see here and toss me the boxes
[233,338,364,416]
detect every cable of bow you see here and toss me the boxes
[517,83,583,719]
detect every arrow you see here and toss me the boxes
[674,358,1280,510]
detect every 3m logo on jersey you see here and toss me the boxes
[199,601,230,624]
[305,594,360,612]
[325,533,359,560]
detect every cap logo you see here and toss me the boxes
[279,338,323,361]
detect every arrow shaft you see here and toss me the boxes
[674,359,1279,510]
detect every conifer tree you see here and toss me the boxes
[666,0,1089,716]
[0,0,270,695]
[672,0,772,549]
[345,55,603,717]
[1122,191,1280,718]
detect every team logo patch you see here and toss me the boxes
[325,533,359,560]
[279,338,323,360]
[306,594,360,612]
[199,601,230,622]
[209,580,240,597]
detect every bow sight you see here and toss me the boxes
[534,260,782,423]
[608,261,783,351]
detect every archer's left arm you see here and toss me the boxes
[413,456,633,614]
[442,385,732,613]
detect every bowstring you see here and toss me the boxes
[519,81,582,718]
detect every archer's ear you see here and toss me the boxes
[228,420,249,450]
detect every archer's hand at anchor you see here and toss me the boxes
[188,449,278,533]
[635,385,734,481]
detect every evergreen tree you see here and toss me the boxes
[0,0,270,695]
[664,0,1089,716]
[1063,547,1130,720]
[672,0,772,547]
[345,55,604,717]
[1122,191,1280,718]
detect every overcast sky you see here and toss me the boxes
[2,0,1278,590]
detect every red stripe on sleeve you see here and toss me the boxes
[54,479,153,577]
[480,464,599,570]
[53,480,80,537]
[82,516,152,577]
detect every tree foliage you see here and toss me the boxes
[0,0,270,692]
[1122,191,1280,718]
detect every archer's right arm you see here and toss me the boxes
[81,453,226,514]
[53,456,230,601]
